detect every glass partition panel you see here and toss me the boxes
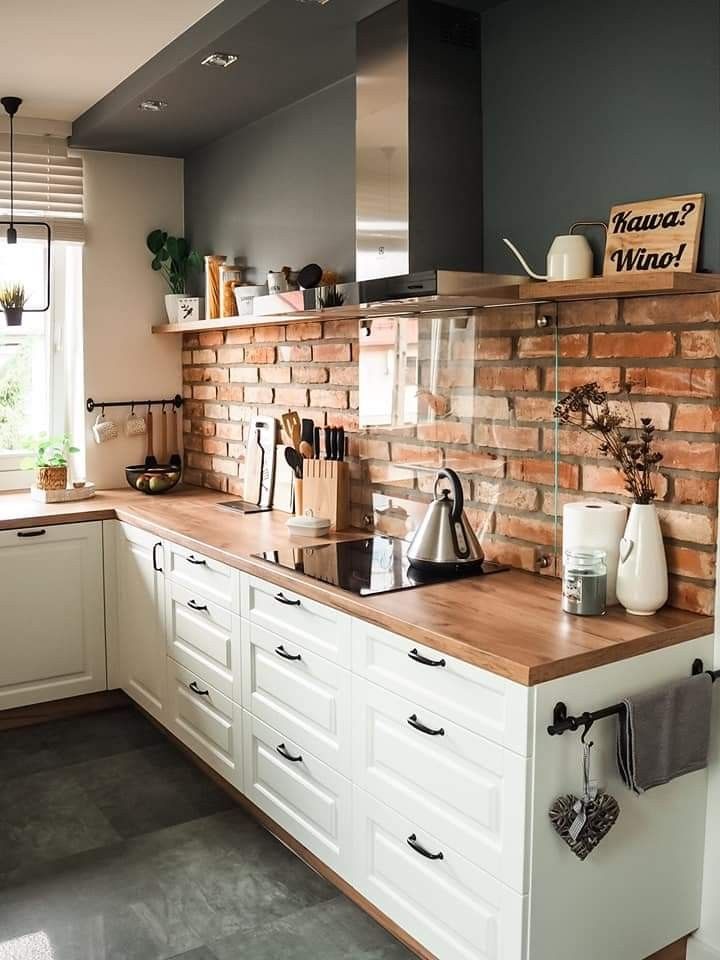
[356,305,560,576]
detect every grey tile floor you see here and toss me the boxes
[0,707,414,960]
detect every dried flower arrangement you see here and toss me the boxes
[554,382,663,504]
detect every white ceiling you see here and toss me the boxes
[0,0,223,122]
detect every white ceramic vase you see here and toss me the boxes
[616,503,668,616]
[164,294,185,323]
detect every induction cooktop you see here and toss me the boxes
[252,536,507,597]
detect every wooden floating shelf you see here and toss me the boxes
[516,271,720,302]
[151,272,720,334]
[151,291,524,334]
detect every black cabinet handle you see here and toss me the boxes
[17,528,46,538]
[407,714,445,737]
[276,743,303,763]
[187,599,208,612]
[275,645,302,662]
[188,681,210,697]
[186,555,206,566]
[408,648,446,668]
[407,834,444,860]
[153,541,163,572]
[274,591,301,606]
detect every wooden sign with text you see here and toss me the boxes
[603,193,704,275]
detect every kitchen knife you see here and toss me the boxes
[301,418,314,447]
[314,426,321,459]
[324,427,332,461]
[337,426,345,462]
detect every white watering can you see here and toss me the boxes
[503,221,607,282]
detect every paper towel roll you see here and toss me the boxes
[563,500,628,606]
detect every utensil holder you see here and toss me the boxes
[301,460,350,531]
[293,479,303,515]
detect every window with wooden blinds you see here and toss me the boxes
[0,134,84,242]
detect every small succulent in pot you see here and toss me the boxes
[22,433,80,491]
[0,283,27,326]
[554,382,664,503]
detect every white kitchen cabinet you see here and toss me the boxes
[113,521,166,722]
[243,711,352,878]
[0,521,106,710]
[353,787,526,960]
[351,618,532,755]
[166,541,240,613]
[166,658,242,789]
[166,579,240,700]
[242,573,352,667]
[241,621,352,777]
[352,676,529,891]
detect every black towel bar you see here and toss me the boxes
[547,658,720,737]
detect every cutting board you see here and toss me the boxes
[272,444,295,513]
[244,416,276,506]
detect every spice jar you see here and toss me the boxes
[219,263,245,318]
[562,548,607,616]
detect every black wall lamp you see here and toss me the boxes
[1,96,51,317]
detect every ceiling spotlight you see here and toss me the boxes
[296,0,332,4]
[138,99,168,112]
[201,52,238,68]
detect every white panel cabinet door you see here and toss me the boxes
[243,711,352,878]
[353,788,527,960]
[241,622,352,776]
[352,619,532,755]
[114,521,166,721]
[0,522,106,710]
[352,677,530,892]
[166,659,242,790]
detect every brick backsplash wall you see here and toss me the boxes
[181,292,720,615]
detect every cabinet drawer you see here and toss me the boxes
[353,678,528,891]
[353,788,526,960]
[166,542,240,613]
[243,712,352,878]
[166,581,240,700]
[242,574,351,667]
[166,659,242,789]
[352,620,531,755]
[242,623,351,776]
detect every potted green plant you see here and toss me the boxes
[0,283,27,326]
[146,230,203,322]
[22,434,79,491]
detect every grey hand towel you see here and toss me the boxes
[616,672,713,794]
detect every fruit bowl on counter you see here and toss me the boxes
[125,464,180,495]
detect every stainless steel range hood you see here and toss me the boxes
[356,0,484,281]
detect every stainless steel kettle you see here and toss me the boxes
[407,468,484,573]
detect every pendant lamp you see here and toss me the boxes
[1,96,51,319]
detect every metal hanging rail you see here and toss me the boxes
[86,394,183,413]
[547,658,720,737]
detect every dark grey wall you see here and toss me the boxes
[482,0,720,275]
[186,0,720,283]
[184,77,356,285]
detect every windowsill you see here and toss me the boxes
[0,470,31,492]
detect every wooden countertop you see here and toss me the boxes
[1,486,712,686]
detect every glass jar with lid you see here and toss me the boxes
[219,263,245,318]
[562,548,607,616]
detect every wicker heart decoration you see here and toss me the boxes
[549,791,620,861]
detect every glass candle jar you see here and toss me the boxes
[562,548,607,616]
